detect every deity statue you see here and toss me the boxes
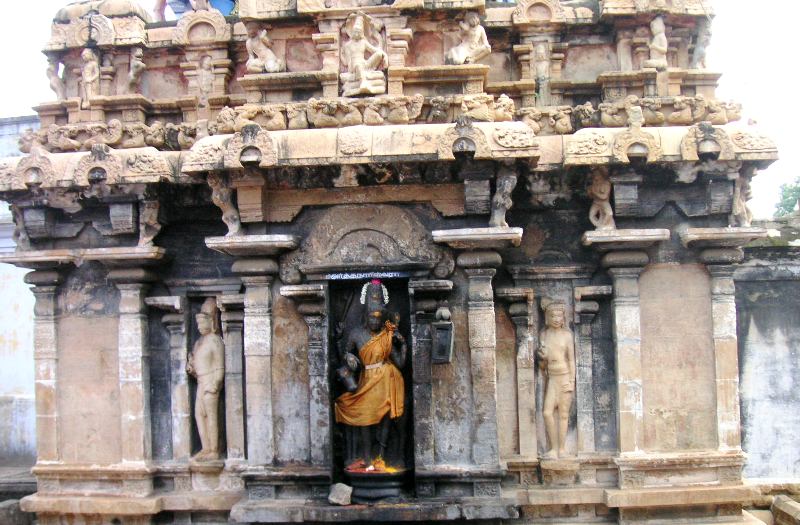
[690,19,711,69]
[587,168,615,230]
[245,22,286,74]
[335,280,407,468]
[537,300,575,460]
[128,48,146,93]
[80,49,100,109]
[340,13,388,97]
[445,11,491,65]
[47,59,66,101]
[187,298,225,461]
[197,55,214,108]
[642,17,668,71]
[616,29,634,72]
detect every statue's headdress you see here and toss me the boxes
[360,279,389,314]
[199,297,220,334]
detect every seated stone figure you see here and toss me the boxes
[340,12,388,97]
[245,22,286,74]
[445,11,491,65]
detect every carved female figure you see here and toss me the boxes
[187,298,225,461]
[445,12,491,65]
[80,49,100,109]
[538,300,575,459]
[245,22,285,74]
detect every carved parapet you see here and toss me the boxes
[239,72,339,104]
[511,0,594,29]
[387,65,489,97]
[600,0,713,16]
[298,0,422,15]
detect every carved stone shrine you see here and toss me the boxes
[0,0,784,523]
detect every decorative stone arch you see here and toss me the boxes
[74,144,124,186]
[173,9,232,45]
[512,0,566,26]
[437,120,492,160]
[183,136,229,174]
[223,126,277,169]
[280,204,455,284]
[15,150,56,191]
[68,14,116,47]
[681,122,735,162]
[612,128,662,163]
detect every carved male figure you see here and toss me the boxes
[490,165,518,228]
[245,22,285,74]
[642,16,668,70]
[80,49,100,109]
[538,300,575,459]
[47,59,66,101]
[340,13,388,96]
[588,168,615,230]
[445,11,491,65]
[187,298,225,461]
[197,55,214,108]
[335,281,407,464]
[128,48,146,93]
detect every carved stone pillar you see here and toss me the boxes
[279,284,330,469]
[220,295,246,461]
[574,300,599,455]
[707,266,741,452]
[146,296,192,461]
[108,268,156,464]
[26,270,63,463]
[607,261,647,455]
[460,251,502,469]
[238,260,276,466]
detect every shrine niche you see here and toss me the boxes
[279,204,454,283]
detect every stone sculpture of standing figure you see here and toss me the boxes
[690,19,711,69]
[340,12,388,96]
[642,16,668,70]
[47,59,66,101]
[538,300,575,459]
[80,49,100,109]
[588,168,615,231]
[245,22,285,74]
[128,48,146,93]
[445,12,491,65]
[187,298,225,461]
[197,55,214,108]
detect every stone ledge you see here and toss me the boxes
[773,495,800,524]
[0,246,166,270]
[679,227,769,249]
[205,234,299,257]
[432,227,523,249]
[604,485,759,509]
[161,491,245,512]
[20,494,162,516]
[229,498,519,523]
[526,487,605,506]
[582,228,671,252]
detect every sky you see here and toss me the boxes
[0,0,795,218]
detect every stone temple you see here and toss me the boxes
[1,0,799,523]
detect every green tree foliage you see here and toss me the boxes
[775,178,800,217]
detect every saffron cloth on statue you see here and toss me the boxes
[335,319,404,427]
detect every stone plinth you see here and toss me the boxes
[239,72,340,103]
[433,227,523,249]
[540,459,580,486]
